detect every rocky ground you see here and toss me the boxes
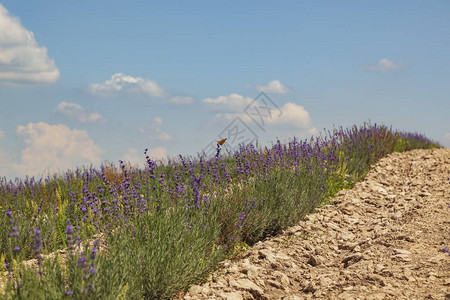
[180,148,450,300]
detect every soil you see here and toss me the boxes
[180,148,450,300]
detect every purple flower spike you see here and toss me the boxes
[6,210,12,218]
[14,246,20,251]
[77,257,85,266]
[65,224,74,235]
[65,290,73,296]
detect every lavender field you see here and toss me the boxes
[0,123,440,299]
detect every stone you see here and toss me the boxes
[282,296,302,300]
[366,273,386,286]
[280,273,290,287]
[319,276,332,288]
[302,281,317,293]
[275,252,291,260]
[307,254,321,266]
[393,249,411,255]
[258,249,276,263]
[218,291,244,300]
[342,254,362,267]
[229,279,264,297]
[367,293,387,300]
[369,184,388,195]
[246,266,261,279]
[418,191,432,197]
[337,291,354,299]
[267,279,283,289]
[188,285,203,296]
[392,249,412,262]
[325,222,341,231]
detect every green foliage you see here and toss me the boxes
[228,241,251,259]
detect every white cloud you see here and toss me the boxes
[139,117,173,141]
[167,96,194,104]
[88,73,166,98]
[124,147,167,166]
[202,93,254,112]
[156,132,173,141]
[266,103,312,128]
[214,102,313,129]
[364,58,403,72]
[123,148,144,167]
[146,147,168,161]
[0,4,59,85]
[265,102,317,141]
[152,117,162,127]
[10,122,103,177]
[54,101,105,123]
[257,80,290,94]
[212,102,316,142]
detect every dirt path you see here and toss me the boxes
[182,148,450,300]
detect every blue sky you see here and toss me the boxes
[1,1,449,179]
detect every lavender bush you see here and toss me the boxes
[0,123,441,299]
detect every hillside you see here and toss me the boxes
[0,125,444,299]
[181,148,450,300]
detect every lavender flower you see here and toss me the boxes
[77,256,85,266]
[235,198,257,228]
[9,226,19,237]
[65,223,76,256]
[65,224,74,235]
[33,229,42,252]
[32,228,44,274]
[90,240,99,260]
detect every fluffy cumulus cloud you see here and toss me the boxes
[0,4,59,85]
[139,117,173,141]
[266,103,313,129]
[257,80,290,94]
[123,148,144,167]
[54,102,105,123]
[212,100,317,142]
[88,73,166,98]
[146,147,168,161]
[202,93,254,112]
[214,102,314,129]
[265,103,318,140]
[10,122,103,177]
[365,58,403,72]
